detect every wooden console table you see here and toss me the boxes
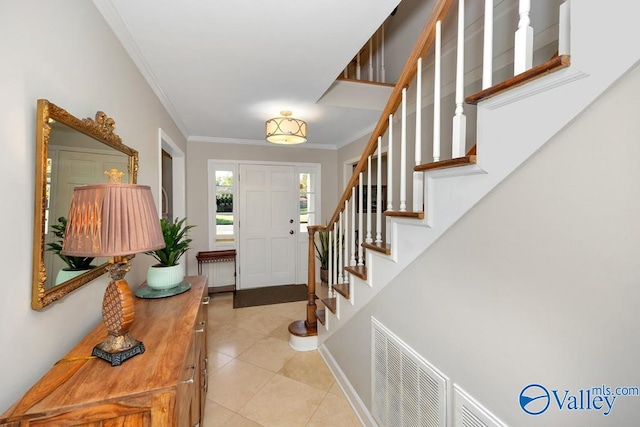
[196,250,236,294]
[1,276,209,427]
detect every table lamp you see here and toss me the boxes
[62,169,165,366]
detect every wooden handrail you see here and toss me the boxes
[323,0,455,232]
[301,0,570,339]
[299,0,456,331]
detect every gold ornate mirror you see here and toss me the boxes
[32,99,138,309]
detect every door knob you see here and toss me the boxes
[289,230,294,234]
[289,219,294,223]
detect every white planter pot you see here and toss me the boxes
[54,267,93,285]
[146,263,185,290]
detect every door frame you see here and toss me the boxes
[207,159,321,288]
[159,129,186,220]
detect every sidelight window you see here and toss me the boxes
[208,164,238,247]
[299,171,317,233]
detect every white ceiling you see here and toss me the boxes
[93,0,404,149]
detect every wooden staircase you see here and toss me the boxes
[289,0,574,349]
[282,0,640,424]
[310,143,489,328]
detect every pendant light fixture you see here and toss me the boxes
[265,110,307,144]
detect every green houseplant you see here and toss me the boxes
[145,217,195,290]
[46,217,95,284]
[314,229,330,283]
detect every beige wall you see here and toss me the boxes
[185,141,338,276]
[0,0,185,411]
[326,65,640,425]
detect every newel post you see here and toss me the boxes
[306,225,319,329]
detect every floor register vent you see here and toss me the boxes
[371,317,448,427]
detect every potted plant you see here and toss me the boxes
[145,217,195,290]
[314,229,330,283]
[46,217,95,285]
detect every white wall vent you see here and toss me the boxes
[371,317,448,427]
[454,385,508,427]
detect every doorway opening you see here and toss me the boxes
[159,130,186,221]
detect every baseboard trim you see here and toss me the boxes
[318,344,377,427]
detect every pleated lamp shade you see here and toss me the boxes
[62,183,165,257]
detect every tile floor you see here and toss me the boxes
[203,288,361,427]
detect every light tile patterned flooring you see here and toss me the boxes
[203,288,361,427]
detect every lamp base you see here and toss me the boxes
[98,262,145,366]
[92,333,145,366]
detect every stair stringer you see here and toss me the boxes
[317,0,640,345]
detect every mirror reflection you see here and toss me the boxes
[32,100,138,309]
[44,121,131,289]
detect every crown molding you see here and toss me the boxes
[93,0,189,139]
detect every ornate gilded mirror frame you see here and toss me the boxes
[32,99,139,310]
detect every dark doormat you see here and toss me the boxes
[233,284,308,309]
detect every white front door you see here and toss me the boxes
[239,164,297,289]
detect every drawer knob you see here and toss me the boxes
[181,365,196,384]
[195,321,206,333]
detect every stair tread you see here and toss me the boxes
[321,297,337,314]
[332,283,350,299]
[288,319,317,337]
[465,55,570,105]
[345,265,367,280]
[362,241,391,255]
[384,210,425,219]
[414,153,477,172]
[315,309,326,325]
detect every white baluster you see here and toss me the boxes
[366,157,373,244]
[344,199,353,283]
[483,0,494,89]
[376,136,383,244]
[327,229,332,297]
[452,0,467,159]
[380,23,386,83]
[387,114,394,211]
[433,21,442,162]
[559,1,571,56]
[374,30,379,82]
[414,58,422,167]
[514,0,533,75]
[358,173,364,266]
[334,223,339,286]
[343,68,348,79]
[400,88,407,212]
[351,187,357,267]
[356,52,362,80]
[413,58,424,213]
[337,212,343,284]
[369,38,374,81]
